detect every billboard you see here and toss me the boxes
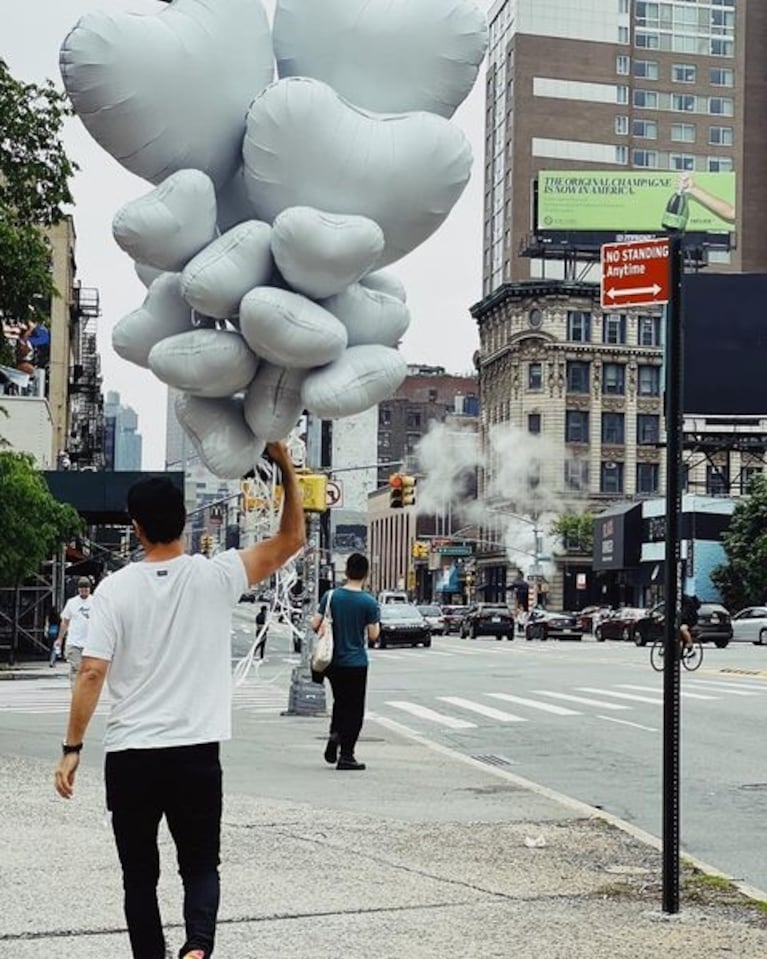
[537,171,735,236]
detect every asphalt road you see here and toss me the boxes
[4,612,767,893]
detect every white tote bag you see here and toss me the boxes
[311,590,334,672]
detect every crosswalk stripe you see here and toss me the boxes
[578,686,662,705]
[618,684,716,701]
[385,701,476,729]
[438,696,526,722]
[685,680,763,696]
[598,715,658,733]
[531,690,629,710]
[487,692,580,716]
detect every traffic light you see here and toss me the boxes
[200,534,212,556]
[389,473,416,509]
[412,540,429,560]
[401,474,416,507]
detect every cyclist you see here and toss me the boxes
[680,594,701,656]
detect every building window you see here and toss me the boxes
[741,467,762,494]
[633,149,658,168]
[632,119,658,139]
[566,360,590,394]
[708,156,733,173]
[616,55,630,75]
[616,144,629,165]
[638,365,660,396]
[602,363,626,395]
[406,432,421,453]
[618,25,629,44]
[638,314,661,347]
[633,59,658,80]
[379,431,391,449]
[602,412,625,445]
[616,85,629,105]
[603,313,626,345]
[706,464,729,496]
[637,414,660,445]
[379,407,391,426]
[565,459,590,491]
[672,94,696,112]
[528,413,541,435]
[670,153,695,171]
[635,31,660,50]
[709,68,734,88]
[671,123,696,143]
[710,39,734,58]
[600,461,624,494]
[565,410,589,444]
[672,64,696,84]
[567,311,591,342]
[615,115,629,136]
[528,362,543,390]
[709,97,734,116]
[634,89,658,109]
[406,409,422,428]
[636,463,660,494]
[709,125,734,146]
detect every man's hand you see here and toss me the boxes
[54,753,81,799]
[265,441,293,472]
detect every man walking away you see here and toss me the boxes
[54,441,304,959]
[255,604,269,660]
[59,577,93,686]
[312,553,380,771]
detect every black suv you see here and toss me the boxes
[634,601,733,648]
[459,604,514,640]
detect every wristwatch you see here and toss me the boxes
[61,742,83,755]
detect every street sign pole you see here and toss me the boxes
[662,234,684,914]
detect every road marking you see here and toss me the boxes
[425,650,455,658]
[438,696,526,722]
[618,684,716,701]
[385,701,476,729]
[578,686,662,705]
[598,715,658,733]
[686,680,763,696]
[447,649,486,656]
[531,690,629,710]
[373,652,408,659]
[487,692,580,716]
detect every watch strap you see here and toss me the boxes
[61,742,83,755]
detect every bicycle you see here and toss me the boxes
[650,635,703,672]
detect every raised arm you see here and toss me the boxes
[238,441,306,587]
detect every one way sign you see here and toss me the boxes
[600,238,670,310]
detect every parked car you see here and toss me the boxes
[370,604,431,649]
[633,601,733,648]
[441,605,469,634]
[378,590,409,605]
[594,607,648,643]
[579,605,612,634]
[416,604,446,635]
[525,608,582,641]
[728,607,767,644]
[459,604,514,640]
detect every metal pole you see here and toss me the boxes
[662,235,684,914]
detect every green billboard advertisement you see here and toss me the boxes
[537,171,736,235]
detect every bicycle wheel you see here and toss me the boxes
[682,641,703,672]
[650,640,665,671]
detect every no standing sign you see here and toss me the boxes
[601,238,671,310]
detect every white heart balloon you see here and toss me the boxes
[60,0,274,187]
[360,270,407,303]
[243,363,307,441]
[148,329,259,398]
[273,0,488,119]
[321,284,411,348]
[112,274,192,369]
[175,393,265,479]
[243,78,473,267]
[301,345,408,419]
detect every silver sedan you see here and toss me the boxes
[731,607,767,645]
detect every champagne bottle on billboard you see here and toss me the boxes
[661,189,689,232]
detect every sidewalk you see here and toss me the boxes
[2,664,767,957]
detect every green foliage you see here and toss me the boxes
[0,58,75,344]
[0,451,82,587]
[550,512,595,554]
[711,475,767,611]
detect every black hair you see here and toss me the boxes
[127,477,186,545]
[346,553,369,580]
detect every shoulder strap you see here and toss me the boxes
[325,589,334,624]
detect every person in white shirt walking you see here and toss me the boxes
[59,577,94,686]
[53,442,304,959]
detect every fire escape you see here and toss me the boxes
[68,283,105,469]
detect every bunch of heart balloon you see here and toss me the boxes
[60,0,488,477]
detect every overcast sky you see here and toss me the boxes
[5,0,490,469]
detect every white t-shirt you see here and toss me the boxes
[84,549,247,753]
[61,594,94,648]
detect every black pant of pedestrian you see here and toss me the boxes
[105,742,222,959]
[326,665,368,760]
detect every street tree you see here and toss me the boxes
[711,475,767,612]
[0,451,81,661]
[0,58,76,364]
[550,512,594,554]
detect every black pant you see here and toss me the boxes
[326,665,368,759]
[105,742,222,959]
